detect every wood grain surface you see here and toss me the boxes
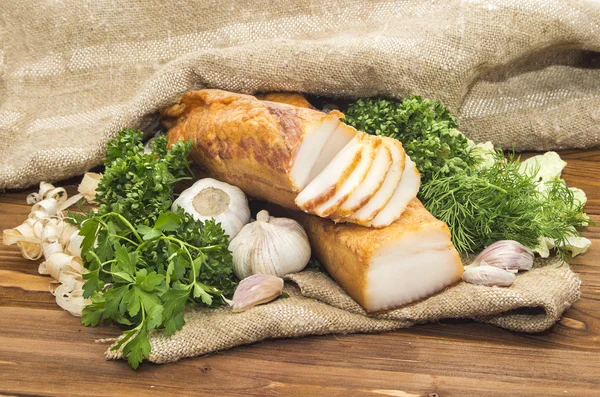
[1,151,599,397]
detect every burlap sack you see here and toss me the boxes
[1,0,592,364]
[106,257,580,363]
[1,0,600,190]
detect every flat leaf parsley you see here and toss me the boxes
[71,129,237,369]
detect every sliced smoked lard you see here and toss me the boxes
[341,137,406,225]
[165,89,356,209]
[294,198,463,312]
[368,156,421,228]
[334,139,392,217]
[304,135,379,217]
[313,137,379,217]
[295,133,367,212]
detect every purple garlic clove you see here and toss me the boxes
[231,273,284,312]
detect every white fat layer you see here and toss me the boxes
[351,140,403,221]
[369,157,420,228]
[295,136,362,208]
[314,140,375,216]
[308,123,357,183]
[290,117,341,190]
[339,143,391,213]
[372,229,451,260]
[365,247,462,312]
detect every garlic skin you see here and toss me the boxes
[172,178,250,240]
[462,264,516,287]
[230,273,284,312]
[471,240,534,273]
[52,279,90,317]
[229,210,311,279]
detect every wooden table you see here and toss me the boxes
[1,151,599,397]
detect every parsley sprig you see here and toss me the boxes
[72,129,236,369]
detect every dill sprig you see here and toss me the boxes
[420,153,589,258]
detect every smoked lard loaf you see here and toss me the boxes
[165,89,356,209]
[166,89,420,228]
[293,198,463,312]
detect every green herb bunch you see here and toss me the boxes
[420,153,589,255]
[343,97,590,257]
[94,128,192,226]
[343,97,477,183]
[71,129,237,369]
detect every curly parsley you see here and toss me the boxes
[343,97,477,183]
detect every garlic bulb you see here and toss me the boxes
[462,264,516,287]
[471,240,534,273]
[229,210,311,279]
[172,178,250,240]
[230,273,284,312]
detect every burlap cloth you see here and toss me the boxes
[0,0,592,363]
[106,257,580,363]
[2,0,600,190]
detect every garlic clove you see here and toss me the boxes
[230,273,284,312]
[471,240,534,272]
[214,210,245,240]
[462,265,515,287]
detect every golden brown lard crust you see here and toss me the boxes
[293,198,459,310]
[166,89,344,208]
[256,92,315,109]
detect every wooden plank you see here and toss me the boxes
[1,150,599,396]
[0,307,599,397]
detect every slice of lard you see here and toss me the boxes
[367,156,421,228]
[289,112,356,191]
[313,137,378,217]
[295,133,366,211]
[294,198,463,312]
[344,138,405,225]
[334,138,392,217]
